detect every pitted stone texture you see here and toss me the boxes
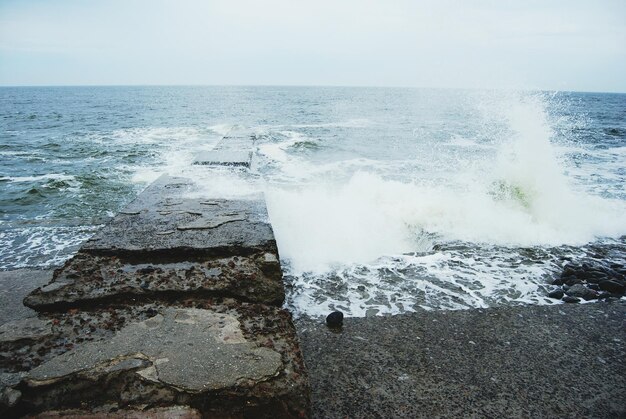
[0,270,53,324]
[0,318,53,344]
[193,151,252,168]
[1,372,25,408]
[81,176,278,258]
[28,308,282,391]
[25,175,283,309]
[29,405,202,418]
[2,301,309,418]
[24,252,284,309]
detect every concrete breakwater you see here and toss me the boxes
[0,132,310,417]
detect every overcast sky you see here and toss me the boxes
[0,0,624,92]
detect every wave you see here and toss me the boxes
[0,225,101,270]
[0,173,76,183]
[208,123,243,136]
[264,92,626,274]
[287,119,374,129]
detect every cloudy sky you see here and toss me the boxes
[0,0,624,91]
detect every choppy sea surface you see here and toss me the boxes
[1,86,625,317]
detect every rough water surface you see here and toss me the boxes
[1,87,625,316]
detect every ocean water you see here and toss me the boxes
[1,86,625,317]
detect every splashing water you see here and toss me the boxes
[259,91,626,316]
[2,87,625,316]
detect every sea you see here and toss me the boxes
[1,86,625,317]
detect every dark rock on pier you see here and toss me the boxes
[325,311,344,328]
[599,280,625,295]
[548,289,564,299]
[562,295,581,303]
[565,283,598,300]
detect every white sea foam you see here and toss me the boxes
[259,91,626,316]
[0,225,101,270]
[111,125,261,199]
[108,126,223,186]
[264,94,626,273]
[208,123,239,136]
[288,119,374,129]
[283,248,567,317]
[0,173,76,183]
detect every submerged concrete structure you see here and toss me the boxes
[1,131,310,418]
[193,131,255,168]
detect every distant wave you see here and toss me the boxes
[0,173,75,183]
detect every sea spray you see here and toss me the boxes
[260,90,626,316]
[2,86,624,316]
[265,92,626,274]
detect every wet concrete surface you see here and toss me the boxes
[24,252,284,310]
[82,175,277,258]
[193,150,252,167]
[296,301,626,418]
[28,308,283,390]
[2,298,310,418]
[0,270,53,324]
[2,172,308,417]
[25,175,284,311]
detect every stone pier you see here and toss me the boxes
[0,132,310,418]
[193,130,255,168]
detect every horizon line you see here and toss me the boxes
[0,83,624,95]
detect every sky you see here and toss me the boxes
[0,0,624,92]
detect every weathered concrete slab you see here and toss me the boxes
[24,252,283,310]
[192,130,255,168]
[24,175,283,309]
[214,132,254,151]
[82,176,277,258]
[29,405,202,418]
[28,308,283,389]
[2,300,309,418]
[193,150,252,168]
[297,301,626,419]
[0,270,53,324]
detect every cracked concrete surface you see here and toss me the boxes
[29,308,282,392]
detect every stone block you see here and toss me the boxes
[28,405,202,418]
[193,150,252,168]
[82,176,277,258]
[2,301,309,418]
[24,175,283,310]
[24,252,283,310]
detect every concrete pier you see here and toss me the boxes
[193,131,254,168]
[0,135,310,418]
[24,175,284,310]
[297,301,626,418]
